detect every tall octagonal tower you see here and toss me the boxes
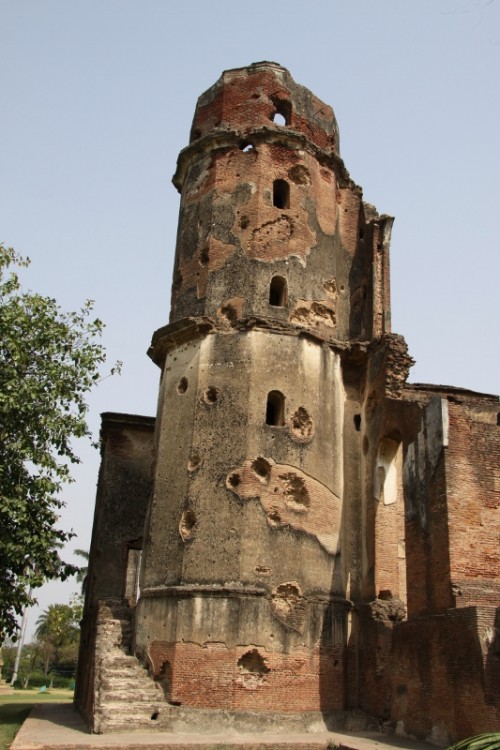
[134,61,397,713]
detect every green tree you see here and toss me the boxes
[0,245,119,640]
[35,599,81,677]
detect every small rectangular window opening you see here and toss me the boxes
[273,179,290,209]
[269,276,288,307]
[266,391,286,426]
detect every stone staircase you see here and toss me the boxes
[92,598,168,732]
[89,599,379,737]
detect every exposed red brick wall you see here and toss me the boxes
[391,606,500,741]
[149,640,345,713]
[337,189,361,256]
[445,403,500,606]
[357,608,394,720]
[191,66,337,152]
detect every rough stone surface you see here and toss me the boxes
[76,62,500,743]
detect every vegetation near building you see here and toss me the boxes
[0,244,119,640]
[2,597,82,688]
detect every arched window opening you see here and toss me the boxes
[273,179,290,209]
[266,391,285,426]
[375,437,400,506]
[271,99,291,126]
[269,276,288,307]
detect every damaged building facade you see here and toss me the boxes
[75,62,499,742]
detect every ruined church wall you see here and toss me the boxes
[75,414,155,723]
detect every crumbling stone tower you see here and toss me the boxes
[76,63,499,740]
[137,60,399,712]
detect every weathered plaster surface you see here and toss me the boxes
[227,458,341,554]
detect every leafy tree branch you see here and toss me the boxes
[0,244,120,640]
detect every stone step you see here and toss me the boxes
[100,689,163,702]
[100,676,157,690]
[98,615,131,622]
[96,703,165,721]
[96,622,132,636]
[102,663,154,675]
[100,668,154,683]
[100,654,139,668]
[99,673,160,687]
[96,624,133,638]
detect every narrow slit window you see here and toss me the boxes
[269,276,288,307]
[266,391,285,426]
[273,179,290,209]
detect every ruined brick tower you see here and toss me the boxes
[137,59,395,713]
[76,63,499,741]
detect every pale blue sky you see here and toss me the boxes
[2,0,499,637]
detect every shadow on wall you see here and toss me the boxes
[318,479,349,721]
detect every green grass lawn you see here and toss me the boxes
[0,688,73,750]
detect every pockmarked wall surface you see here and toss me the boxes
[76,62,499,742]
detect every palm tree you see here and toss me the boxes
[74,549,89,594]
[35,603,80,677]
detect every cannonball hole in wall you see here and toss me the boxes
[273,179,290,209]
[266,391,285,426]
[239,141,254,153]
[251,457,271,482]
[179,509,198,542]
[228,472,241,488]
[238,649,270,675]
[269,276,288,307]
[271,99,291,126]
[177,377,188,394]
[187,454,201,472]
[199,247,209,266]
[203,386,220,405]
